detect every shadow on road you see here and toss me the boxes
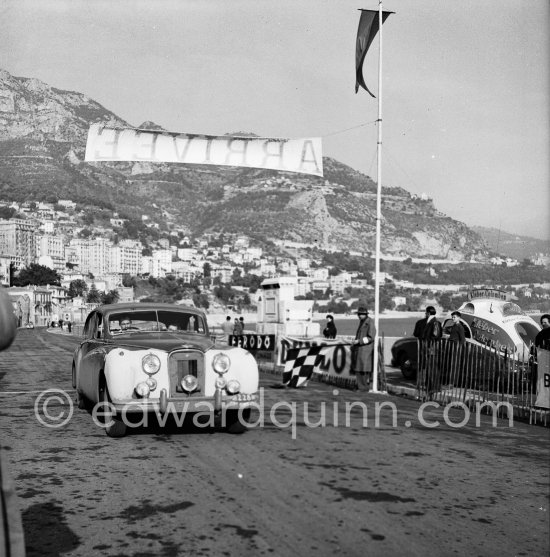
[23,500,81,557]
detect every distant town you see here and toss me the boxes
[1,198,549,327]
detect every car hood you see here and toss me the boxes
[111,333,215,353]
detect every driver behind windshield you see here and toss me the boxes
[118,317,131,329]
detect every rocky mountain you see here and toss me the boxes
[0,68,489,260]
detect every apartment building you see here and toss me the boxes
[37,234,66,272]
[112,240,142,275]
[69,237,112,275]
[0,218,38,269]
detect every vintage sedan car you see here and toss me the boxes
[72,303,259,437]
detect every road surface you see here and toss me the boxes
[0,328,548,556]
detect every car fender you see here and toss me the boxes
[391,337,417,363]
[104,347,170,402]
[204,347,259,395]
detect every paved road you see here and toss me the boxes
[0,328,549,557]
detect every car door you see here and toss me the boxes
[78,311,108,401]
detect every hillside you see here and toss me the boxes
[472,226,548,260]
[0,68,490,260]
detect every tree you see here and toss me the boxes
[78,228,92,238]
[12,263,61,286]
[0,207,16,219]
[122,274,137,287]
[86,284,102,304]
[82,213,94,225]
[232,268,242,284]
[68,279,88,299]
[438,292,453,312]
[101,290,120,304]
[192,292,210,309]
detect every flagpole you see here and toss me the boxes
[371,0,384,393]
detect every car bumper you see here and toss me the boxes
[109,388,258,415]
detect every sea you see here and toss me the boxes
[320,317,418,338]
[241,316,419,338]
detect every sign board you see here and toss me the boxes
[229,334,276,352]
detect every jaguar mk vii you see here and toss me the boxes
[72,303,259,437]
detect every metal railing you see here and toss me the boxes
[416,339,549,426]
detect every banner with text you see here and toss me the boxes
[279,335,353,379]
[85,124,323,177]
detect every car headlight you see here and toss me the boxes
[135,381,150,398]
[181,374,198,392]
[146,377,157,391]
[212,353,230,374]
[142,353,161,375]
[226,379,241,394]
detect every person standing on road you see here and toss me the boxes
[233,317,243,337]
[221,315,233,343]
[413,308,431,339]
[420,306,442,398]
[350,307,376,392]
[323,315,337,339]
[444,310,465,387]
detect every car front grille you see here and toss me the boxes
[169,350,205,397]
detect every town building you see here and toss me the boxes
[0,218,38,269]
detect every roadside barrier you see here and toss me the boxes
[416,339,549,426]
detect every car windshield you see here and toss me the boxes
[108,310,206,335]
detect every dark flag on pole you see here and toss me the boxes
[355,9,393,96]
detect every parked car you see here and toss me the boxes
[72,303,259,437]
[25,322,34,329]
[391,289,540,380]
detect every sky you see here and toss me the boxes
[1,0,549,241]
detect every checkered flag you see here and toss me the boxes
[282,345,326,388]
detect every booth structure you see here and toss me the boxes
[256,277,320,338]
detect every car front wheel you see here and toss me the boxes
[225,408,251,434]
[98,376,127,438]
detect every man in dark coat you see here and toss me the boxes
[421,306,442,341]
[413,308,430,339]
[351,307,376,392]
[419,306,442,397]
